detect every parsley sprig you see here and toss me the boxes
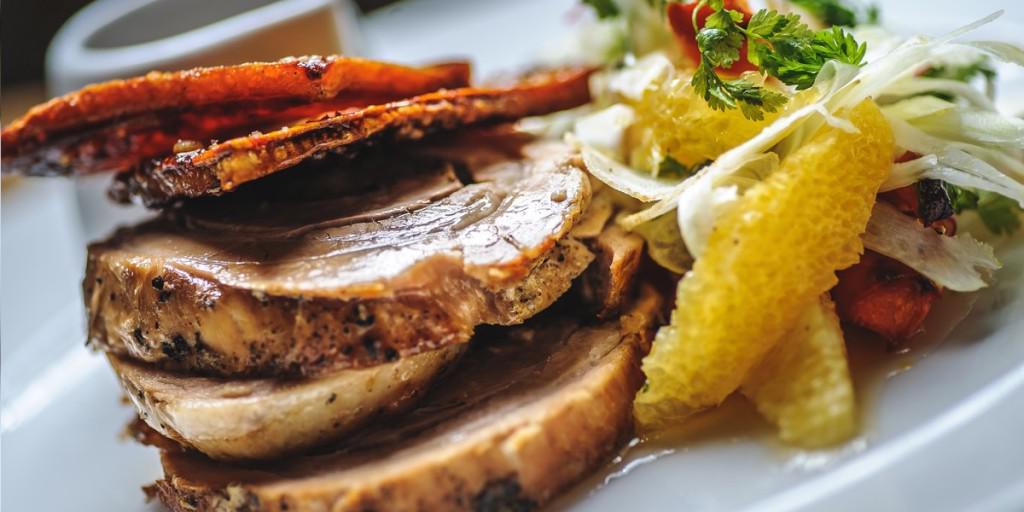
[658,155,710,178]
[689,1,866,120]
[583,0,620,19]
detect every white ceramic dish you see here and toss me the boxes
[1,1,1022,510]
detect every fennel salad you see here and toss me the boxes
[531,0,1024,447]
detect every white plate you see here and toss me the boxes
[2,1,1022,510]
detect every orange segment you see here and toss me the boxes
[626,70,779,173]
[742,296,857,447]
[634,99,894,428]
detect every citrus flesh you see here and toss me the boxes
[626,72,779,174]
[742,296,857,447]
[634,99,894,428]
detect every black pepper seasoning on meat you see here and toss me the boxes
[473,478,537,512]
[363,338,379,360]
[354,304,375,326]
[161,334,190,361]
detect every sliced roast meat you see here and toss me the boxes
[109,344,464,461]
[85,142,593,377]
[1,57,471,176]
[579,225,645,319]
[109,68,593,206]
[139,286,662,512]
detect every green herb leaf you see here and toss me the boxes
[658,155,692,177]
[755,25,865,89]
[687,2,866,119]
[746,10,811,41]
[727,78,789,120]
[922,59,997,83]
[583,0,621,19]
[692,59,786,121]
[977,192,1023,235]
[865,4,881,24]
[943,182,979,213]
[696,27,744,67]
[657,156,711,178]
[789,0,857,27]
[943,183,1022,235]
[919,58,997,102]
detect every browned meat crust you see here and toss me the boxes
[85,143,593,378]
[109,67,594,206]
[1,57,470,176]
[139,286,662,512]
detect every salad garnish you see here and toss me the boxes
[689,2,865,120]
[788,0,878,27]
[557,0,1024,446]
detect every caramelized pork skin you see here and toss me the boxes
[1,57,470,176]
[86,143,593,377]
[110,67,594,206]
[140,287,662,512]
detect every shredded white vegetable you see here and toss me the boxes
[577,142,679,202]
[863,203,1001,292]
[882,150,1024,207]
[887,115,1024,183]
[607,53,673,101]
[572,104,637,158]
[880,78,997,111]
[568,8,1021,290]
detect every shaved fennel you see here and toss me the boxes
[863,203,1000,292]
[882,150,1024,207]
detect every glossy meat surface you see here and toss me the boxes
[141,287,661,512]
[86,142,593,377]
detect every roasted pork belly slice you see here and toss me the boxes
[1,57,470,176]
[140,286,662,512]
[85,142,593,377]
[109,345,463,461]
[108,68,593,206]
